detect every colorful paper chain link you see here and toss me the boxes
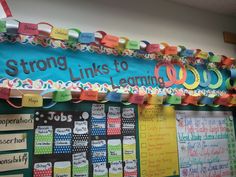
[0,87,235,108]
[0,19,235,69]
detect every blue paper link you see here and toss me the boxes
[199,96,214,105]
[106,92,122,102]
[180,49,194,57]
[79,33,95,44]
[230,69,236,79]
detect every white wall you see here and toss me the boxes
[7,0,236,57]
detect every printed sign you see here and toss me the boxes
[0,152,29,172]
[0,133,27,151]
[0,114,33,131]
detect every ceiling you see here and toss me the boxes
[170,0,236,17]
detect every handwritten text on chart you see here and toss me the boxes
[176,111,234,177]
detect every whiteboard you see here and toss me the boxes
[176,111,235,177]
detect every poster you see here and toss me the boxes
[176,111,236,177]
[138,105,179,177]
[33,104,137,177]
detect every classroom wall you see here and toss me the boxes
[7,0,236,57]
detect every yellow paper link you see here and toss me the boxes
[180,65,200,90]
[138,105,179,177]
[50,27,69,41]
[231,96,236,104]
[196,51,208,59]
[147,95,163,105]
[22,94,43,107]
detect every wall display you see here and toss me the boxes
[33,103,137,177]
[176,111,236,177]
[138,105,179,177]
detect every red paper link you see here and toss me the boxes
[164,46,178,55]
[80,90,98,101]
[221,57,234,67]
[183,95,199,105]
[146,44,160,53]
[18,22,39,35]
[129,94,145,104]
[0,87,10,100]
[101,34,119,48]
[0,0,12,17]
[214,95,231,106]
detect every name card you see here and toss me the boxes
[146,44,160,53]
[0,114,33,131]
[0,20,6,33]
[50,27,69,41]
[22,94,43,107]
[80,90,98,101]
[52,90,72,102]
[126,40,140,50]
[0,152,29,172]
[0,133,27,151]
[180,49,194,57]
[18,22,39,35]
[0,87,10,100]
[166,95,181,104]
[79,33,95,44]
[129,94,145,104]
[164,46,178,55]
[147,95,163,105]
[101,34,119,48]
[196,51,208,59]
[106,92,122,102]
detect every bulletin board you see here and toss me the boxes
[0,17,235,177]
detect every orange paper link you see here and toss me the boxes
[164,46,178,55]
[80,90,98,101]
[101,34,119,48]
[183,95,200,105]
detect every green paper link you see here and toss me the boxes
[52,89,72,102]
[209,55,221,63]
[166,95,182,104]
[126,40,140,50]
[0,20,6,33]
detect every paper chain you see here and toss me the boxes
[0,87,235,108]
[0,19,235,68]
